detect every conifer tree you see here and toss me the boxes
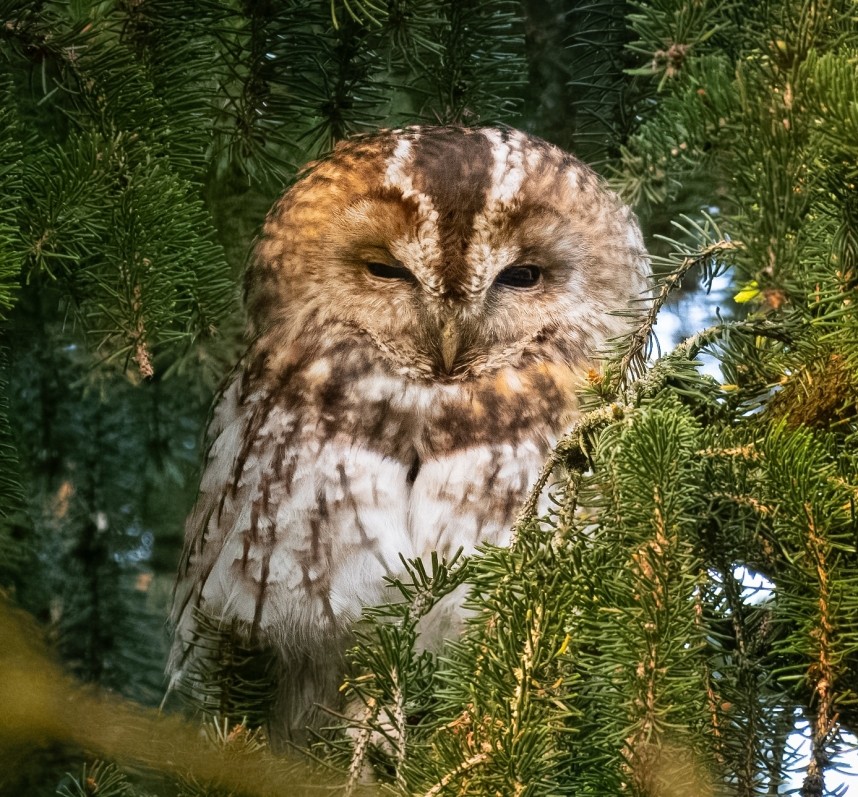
[1,1,856,796]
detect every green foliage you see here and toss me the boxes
[2,5,235,371]
[4,319,210,703]
[0,72,23,318]
[173,608,278,731]
[523,0,642,164]
[57,762,134,797]
[0,73,25,524]
[1,1,857,796]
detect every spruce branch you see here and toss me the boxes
[333,550,470,789]
[614,236,743,391]
[344,697,380,797]
[511,298,771,550]
[331,0,388,29]
[802,507,837,797]
[57,761,133,797]
[420,751,491,797]
[174,606,278,730]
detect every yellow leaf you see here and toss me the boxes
[734,280,760,303]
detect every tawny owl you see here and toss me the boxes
[169,126,649,739]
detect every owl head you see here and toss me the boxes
[247,126,649,382]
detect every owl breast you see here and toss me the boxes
[174,324,574,654]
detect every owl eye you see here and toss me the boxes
[494,265,542,289]
[366,261,416,283]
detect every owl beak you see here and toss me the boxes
[440,319,460,374]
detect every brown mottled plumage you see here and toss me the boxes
[169,126,650,739]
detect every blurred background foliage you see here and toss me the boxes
[0,0,856,795]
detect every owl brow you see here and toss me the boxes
[513,202,567,224]
[343,189,399,208]
[496,203,569,255]
[343,188,422,222]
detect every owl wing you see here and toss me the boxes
[168,371,416,690]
